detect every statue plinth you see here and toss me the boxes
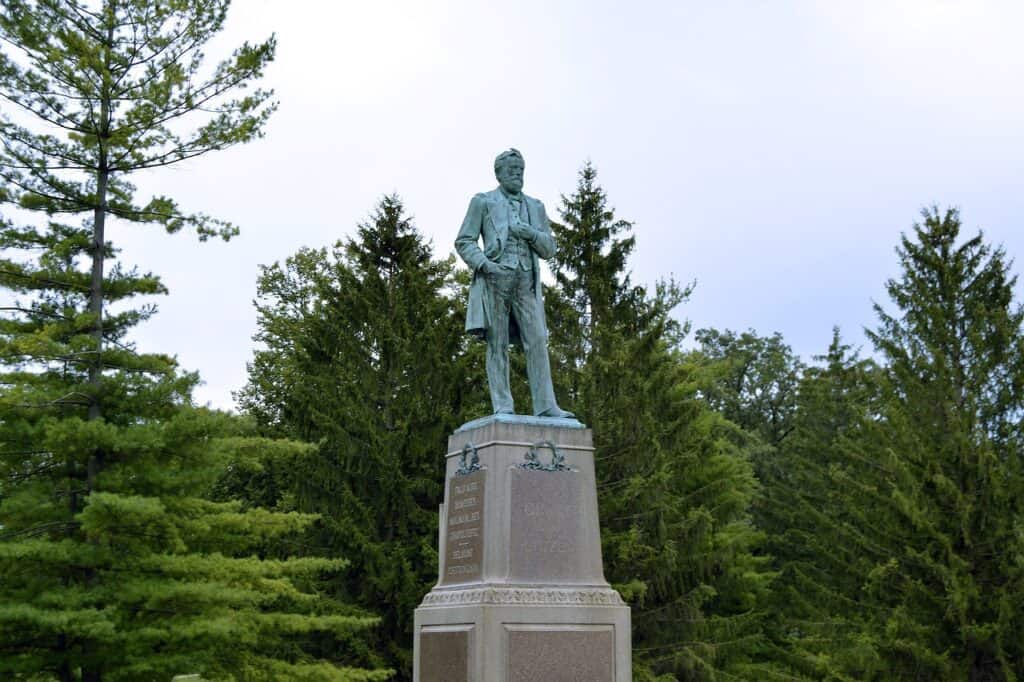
[413,417,632,681]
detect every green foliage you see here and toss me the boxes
[694,328,804,450]
[0,0,277,240]
[0,384,390,678]
[548,163,777,680]
[752,330,886,679]
[238,195,484,681]
[762,209,1024,681]
[858,208,1024,680]
[0,1,389,678]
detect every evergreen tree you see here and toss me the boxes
[0,2,388,678]
[549,163,777,680]
[238,196,484,681]
[692,328,807,562]
[758,330,888,679]
[0,0,277,412]
[549,162,635,370]
[766,209,1024,680]
[860,208,1024,680]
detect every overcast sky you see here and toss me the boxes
[109,0,1024,410]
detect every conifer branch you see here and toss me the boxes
[0,520,80,540]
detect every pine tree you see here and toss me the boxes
[549,163,776,680]
[0,397,391,679]
[238,195,484,681]
[0,2,389,678]
[0,0,277,409]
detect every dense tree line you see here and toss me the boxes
[2,4,1022,682]
[233,174,1024,682]
[694,209,1024,681]
[233,195,485,678]
[547,164,775,680]
[232,167,780,681]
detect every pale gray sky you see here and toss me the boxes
[112,0,1024,409]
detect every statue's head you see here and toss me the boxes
[494,148,525,195]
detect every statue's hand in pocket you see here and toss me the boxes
[482,260,510,277]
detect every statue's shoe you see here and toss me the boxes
[537,406,575,419]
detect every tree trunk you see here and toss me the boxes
[86,156,107,495]
[81,10,115,682]
[57,633,72,682]
[86,0,114,486]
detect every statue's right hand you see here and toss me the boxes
[481,260,506,276]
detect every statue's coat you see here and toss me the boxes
[454,187,556,346]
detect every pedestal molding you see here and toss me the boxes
[422,585,625,607]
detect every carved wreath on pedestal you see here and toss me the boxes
[455,441,481,476]
[519,440,574,472]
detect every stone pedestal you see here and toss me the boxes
[414,415,631,682]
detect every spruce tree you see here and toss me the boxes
[692,328,808,570]
[549,162,635,366]
[549,163,776,680]
[238,196,484,681]
[765,209,1024,680]
[758,330,888,679]
[860,208,1024,680]
[0,2,388,678]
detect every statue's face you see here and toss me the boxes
[496,159,524,195]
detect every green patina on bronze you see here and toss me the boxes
[455,149,574,418]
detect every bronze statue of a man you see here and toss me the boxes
[455,149,574,418]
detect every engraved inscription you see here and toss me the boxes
[442,470,485,584]
[510,469,585,582]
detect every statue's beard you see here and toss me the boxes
[503,179,523,193]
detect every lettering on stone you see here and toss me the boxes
[510,469,586,582]
[442,470,485,584]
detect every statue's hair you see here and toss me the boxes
[494,148,524,174]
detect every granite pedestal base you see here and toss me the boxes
[414,417,631,682]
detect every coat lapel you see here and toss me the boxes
[525,196,543,229]
[487,189,509,243]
